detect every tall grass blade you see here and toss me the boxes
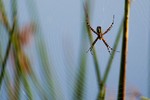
[73,55,87,100]
[25,0,64,99]
[0,0,11,31]
[22,73,33,100]
[10,1,22,99]
[97,86,106,100]
[103,17,124,87]
[83,0,101,89]
[73,2,89,100]
[12,56,21,100]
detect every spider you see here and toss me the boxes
[86,15,117,54]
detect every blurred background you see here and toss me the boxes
[0,0,150,100]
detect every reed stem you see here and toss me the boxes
[117,0,130,100]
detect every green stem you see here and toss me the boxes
[0,0,11,32]
[103,17,124,87]
[92,48,101,89]
[84,1,101,89]
[13,58,21,100]
[97,86,106,100]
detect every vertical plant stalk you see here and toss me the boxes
[103,18,124,85]
[97,86,106,100]
[117,0,130,100]
[12,54,21,100]
[73,55,86,100]
[0,0,11,31]
[73,2,89,100]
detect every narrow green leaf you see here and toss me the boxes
[103,17,124,86]
[83,0,101,89]
[0,0,11,31]
[73,5,88,100]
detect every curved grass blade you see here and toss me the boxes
[97,86,106,100]
[83,0,101,89]
[102,18,124,87]
[73,2,89,100]
[25,0,64,99]
[73,55,87,100]
[22,73,33,100]
[97,17,124,100]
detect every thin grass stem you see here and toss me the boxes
[0,0,11,32]
[83,1,101,89]
[103,17,124,86]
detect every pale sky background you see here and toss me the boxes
[2,0,150,99]
[31,0,150,99]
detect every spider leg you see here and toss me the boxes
[102,15,114,35]
[83,2,98,35]
[86,20,98,35]
[87,37,99,54]
[101,38,113,54]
